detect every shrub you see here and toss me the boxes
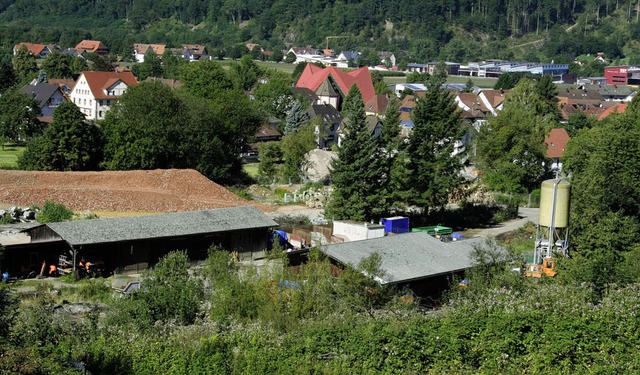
[36,200,73,223]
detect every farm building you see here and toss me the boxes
[320,232,493,297]
[1,206,277,276]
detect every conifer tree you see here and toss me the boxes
[284,100,306,135]
[376,96,402,214]
[326,86,383,221]
[403,76,467,214]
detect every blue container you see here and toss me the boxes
[380,217,410,234]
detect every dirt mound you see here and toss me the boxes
[0,169,272,213]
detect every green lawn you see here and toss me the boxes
[243,163,259,178]
[0,144,25,168]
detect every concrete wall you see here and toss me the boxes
[333,221,385,242]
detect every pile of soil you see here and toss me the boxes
[0,169,272,213]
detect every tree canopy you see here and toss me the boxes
[18,102,103,171]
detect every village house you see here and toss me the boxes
[133,43,166,62]
[70,71,138,120]
[296,65,376,110]
[545,128,570,172]
[19,81,69,123]
[75,40,109,56]
[13,42,57,58]
[307,103,343,149]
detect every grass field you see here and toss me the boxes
[243,163,260,178]
[0,144,25,168]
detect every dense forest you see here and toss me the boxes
[1,0,640,64]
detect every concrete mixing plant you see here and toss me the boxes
[526,179,570,278]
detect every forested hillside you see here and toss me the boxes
[1,0,640,64]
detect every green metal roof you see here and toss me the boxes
[46,206,277,246]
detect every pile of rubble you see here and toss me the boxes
[0,206,37,223]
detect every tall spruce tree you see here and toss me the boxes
[284,100,307,135]
[326,86,383,221]
[403,76,467,214]
[376,96,402,214]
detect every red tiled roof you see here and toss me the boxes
[255,124,282,138]
[598,103,628,120]
[480,89,509,107]
[457,93,490,113]
[75,40,108,54]
[80,71,138,100]
[15,42,47,56]
[365,94,389,114]
[545,128,571,158]
[133,43,166,55]
[296,65,376,102]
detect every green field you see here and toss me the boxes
[243,163,259,178]
[0,144,24,168]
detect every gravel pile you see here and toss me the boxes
[0,169,272,213]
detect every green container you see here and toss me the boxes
[411,225,453,236]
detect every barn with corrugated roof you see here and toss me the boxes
[1,206,277,276]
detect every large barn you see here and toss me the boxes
[1,206,277,276]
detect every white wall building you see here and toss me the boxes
[70,71,138,121]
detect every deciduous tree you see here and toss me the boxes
[0,89,43,143]
[476,78,555,193]
[18,102,103,171]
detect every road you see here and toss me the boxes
[471,207,539,238]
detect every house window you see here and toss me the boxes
[99,111,103,118]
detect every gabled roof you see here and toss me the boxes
[181,44,207,54]
[290,47,320,55]
[145,77,183,89]
[545,128,571,158]
[479,89,509,107]
[307,103,343,124]
[75,40,108,54]
[320,232,487,284]
[79,71,138,100]
[19,83,63,109]
[291,87,319,103]
[598,103,628,120]
[133,43,166,55]
[254,124,282,138]
[365,94,389,114]
[296,65,376,102]
[316,77,340,97]
[15,42,48,56]
[46,206,277,247]
[456,93,490,113]
[339,51,360,61]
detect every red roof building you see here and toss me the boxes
[13,42,54,58]
[75,40,109,56]
[598,103,628,121]
[545,128,570,159]
[296,65,375,110]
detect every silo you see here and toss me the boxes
[538,179,570,228]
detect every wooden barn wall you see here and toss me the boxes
[75,228,272,274]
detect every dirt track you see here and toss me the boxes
[0,169,272,213]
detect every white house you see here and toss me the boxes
[133,43,166,63]
[70,71,138,120]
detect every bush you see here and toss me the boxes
[36,200,73,223]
